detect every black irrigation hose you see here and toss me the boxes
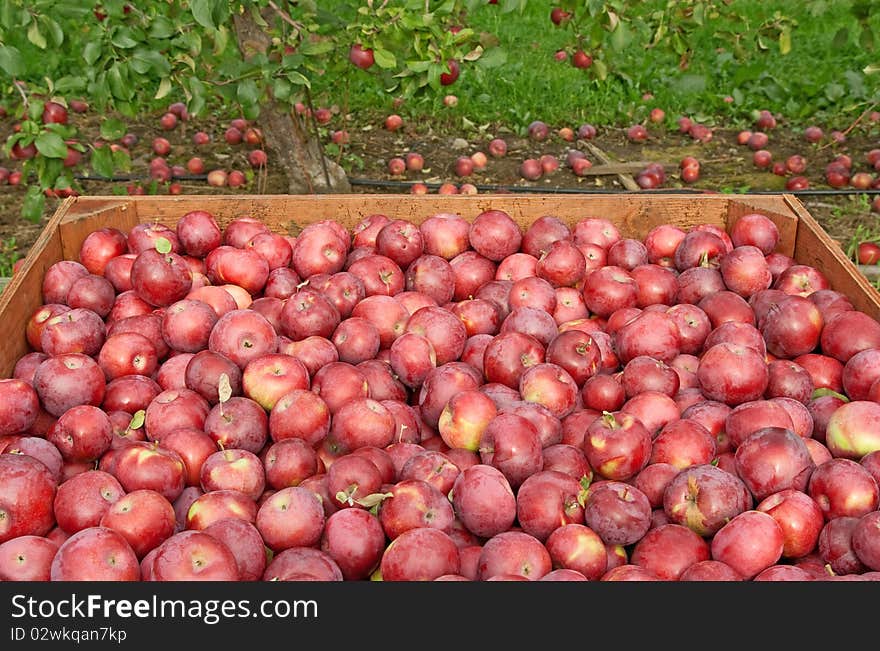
[71,172,880,197]
[348,177,880,197]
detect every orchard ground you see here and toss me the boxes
[2,103,879,274]
[1,0,880,274]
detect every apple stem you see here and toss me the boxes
[601,411,618,429]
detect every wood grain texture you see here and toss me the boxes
[784,194,880,321]
[724,195,799,258]
[0,199,70,378]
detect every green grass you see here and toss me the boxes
[311,1,880,134]
[0,238,20,277]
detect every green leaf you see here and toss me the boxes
[610,22,632,52]
[824,82,845,101]
[299,39,335,56]
[191,0,218,30]
[477,46,507,68]
[188,77,206,117]
[112,147,131,172]
[832,27,849,50]
[100,118,126,142]
[108,63,133,101]
[779,27,792,55]
[373,48,396,69]
[149,16,175,39]
[128,410,145,431]
[91,145,114,179]
[34,132,67,159]
[37,157,63,189]
[242,103,260,121]
[155,77,173,100]
[0,46,24,76]
[110,29,138,49]
[237,79,260,107]
[132,49,171,77]
[405,60,431,73]
[213,25,229,56]
[27,21,46,49]
[811,388,849,402]
[44,17,64,47]
[22,186,46,224]
[83,41,102,66]
[156,237,172,255]
[287,71,310,87]
[273,78,292,101]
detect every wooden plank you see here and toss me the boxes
[577,162,677,176]
[723,195,799,258]
[59,201,141,261]
[785,194,880,322]
[55,194,736,240]
[582,142,641,191]
[0,200,70,378]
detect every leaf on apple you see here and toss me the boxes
[155,237,173,255]
[128,409,146,431]
[218,372,232,405]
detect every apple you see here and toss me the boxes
[631,523,710,580]
[756,489,824,559]
[0,535,59,581]
[804,126,823,143]
[320,508,385,580]
[0,454,57,543]
[151,530,238,580]
[451,464,516,539]
[50,526,140,581]
[627,125,648,142]
[808,458,879,520]
[572,50,593,69]
[440,60,460,86]
[385,114,403,131]
[582,479,652,546]
[262,547,342,581]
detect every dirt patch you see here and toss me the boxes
[2,107,878,263]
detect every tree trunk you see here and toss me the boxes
[232,12,350,194]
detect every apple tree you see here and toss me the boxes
[0,0,518,221]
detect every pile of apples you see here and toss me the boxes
[2,207,880,582]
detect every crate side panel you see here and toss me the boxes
[68,194,735,237]
[723,196,799,258]
[786,196,880,321]
[0,216,67,378]
[59,201,140,261]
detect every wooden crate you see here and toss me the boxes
[2,192,878,378]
